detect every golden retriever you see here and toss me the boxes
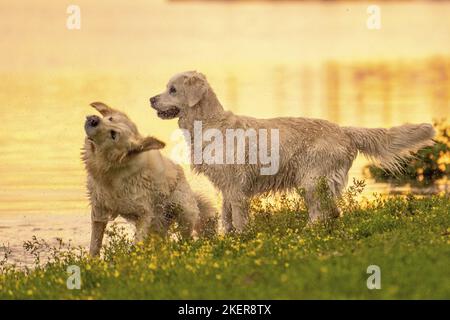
[150,71,435,233]
[83,102,216,256]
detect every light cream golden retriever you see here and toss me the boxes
[83,102,216,256]
[150,71,435,233]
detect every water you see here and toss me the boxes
[0,0,449,262]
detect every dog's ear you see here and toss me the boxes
[128,136,166,155]
[90,102,120,116]
[184,73,207,107]
[140,136,166,151]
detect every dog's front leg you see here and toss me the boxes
[230,197,250,233]
[89,220,107,256]
[221,199,234,234]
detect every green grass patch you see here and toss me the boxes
[0,194,449,299]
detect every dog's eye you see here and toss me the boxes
[110,130,117,140]
[169,86,176,95]
[109,117,113,121]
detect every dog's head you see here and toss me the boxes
[150,71,208,119]
[84,102,165,168]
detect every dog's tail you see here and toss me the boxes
[194,193,218,238]
[343,123,435,173]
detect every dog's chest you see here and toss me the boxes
[96,176,172,218]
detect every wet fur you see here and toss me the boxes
[150,71,436,232]
[83,102,216,256]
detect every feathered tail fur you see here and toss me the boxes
[343,123,436,173]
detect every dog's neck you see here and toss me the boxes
[83,146,157,185]
[178,89,224,131]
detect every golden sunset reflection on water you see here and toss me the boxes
[0,1,449,258]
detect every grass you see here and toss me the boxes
[0,189,449,299]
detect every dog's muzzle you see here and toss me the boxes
[150,96,158,106]
[150,96,180,119]
[86,115,100,127]
[156,107,180,119]
[85,115,100,136]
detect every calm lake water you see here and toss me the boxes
[0,1,449,260]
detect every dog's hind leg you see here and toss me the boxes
[177,214,195,239]
[326,168,349,219]
[135,215,153,242]
[303,175,340,223]
[304,186,322,223]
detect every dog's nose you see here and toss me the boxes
[150,96,158,106]
[86,115,100,127]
